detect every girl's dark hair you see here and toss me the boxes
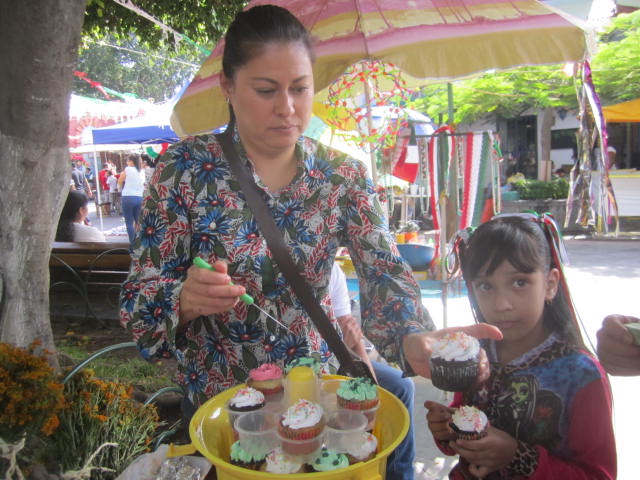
[459,215,584,348]
[128,154,141,171]
[223,5,314,79]
[56,191,89,242]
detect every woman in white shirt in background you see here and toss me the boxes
[56,190,106,242]
[118,154,145,244]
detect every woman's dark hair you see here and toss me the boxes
[459,215,584,349]
[56,191,89,242]
[128,154,141,171]
[222,5,315,81]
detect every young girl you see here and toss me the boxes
[426,213,616,479]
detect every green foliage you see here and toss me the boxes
[75,33,205,102]
[591,10,640,104]
[83,0,246,48]
[511,178,569,200]
[410,10,640,124]
[42,370,159,478]
[57,341,173,393]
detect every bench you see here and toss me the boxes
[50,241,131,324]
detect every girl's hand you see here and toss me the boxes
[424,401,456,442]
[450,425,518,478]
[179,261,246,326]
[597,314,640,376]
[403,323,502,380]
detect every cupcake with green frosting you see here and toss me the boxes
[310,447,349,472]
[229,440,266,470]
[336,377,379,410]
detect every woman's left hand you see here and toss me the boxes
[402,324,502,379]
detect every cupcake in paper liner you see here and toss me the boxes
[430,331,480,392]
[285,356,322,376]
[278,398,325,440]
[449,405,489,440]
[310,447,350,472]
[260,447,305,474]
[247,363,284,398]
[336,377,379,410]
[345,431,378,464]
[229,440,267,470]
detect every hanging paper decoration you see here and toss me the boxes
[74,71,110,99]
[323,60,414,153]
[112,0,211,55]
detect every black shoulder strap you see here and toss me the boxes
[216,129,375,382]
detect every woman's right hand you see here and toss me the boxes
[179,260,247,326]
[597,314,640,376]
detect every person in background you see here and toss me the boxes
[141,154,155,197]
[597,314,640,376]
[425,214,615,479]
[117,154,145,243]
[329,262,416,480]
[70,161,93,199]
[98,163,111,196]
[106,170,119,215]
[120,4,500,424]
[56,190,105,242]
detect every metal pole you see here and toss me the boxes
[364,79,378,185]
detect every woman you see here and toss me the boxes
[56,190,105,242]
[120,2,498,441]
[117,154,145,243]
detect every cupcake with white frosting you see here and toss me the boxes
[260,447,304,474]
[345,431,378,464]
[277,399,325,456]
[429,331,481,392]
[449,405,488,440]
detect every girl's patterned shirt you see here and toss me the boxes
[119,129,434,405]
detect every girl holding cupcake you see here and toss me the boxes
[426,213,616,479]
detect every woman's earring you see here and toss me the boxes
[225,97,230,105]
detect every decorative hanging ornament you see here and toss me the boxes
[323,60,414,153]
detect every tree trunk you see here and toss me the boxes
[538,107,555,181]
[0,0,87,368]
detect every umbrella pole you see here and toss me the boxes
[364,80,378,185]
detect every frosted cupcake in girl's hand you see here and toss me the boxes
[429,331,481,392]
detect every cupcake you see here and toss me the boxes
[260,447,305,474]
[228,386,266,413]
[449,405,488,440]
[336,377,379,430]
[278,399,325,456]
[345,431,378,464]
[226,387,265,439]
[229,440,267,470]
[310,447,349,472]
[430,331,480,392]
[247,363,284,397]
[336,377,379,410]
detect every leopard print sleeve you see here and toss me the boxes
[506,440,539,477]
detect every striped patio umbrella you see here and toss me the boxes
[171,0,586,137]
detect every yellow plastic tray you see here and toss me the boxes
[185,375,409,480]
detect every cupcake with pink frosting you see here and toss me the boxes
[449,405,488,440]
[247,363,283,398]
[430,331,480,392]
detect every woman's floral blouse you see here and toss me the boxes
[120,129,434,406]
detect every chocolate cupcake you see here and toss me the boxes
[449,405,488,440]
[430,332,480,392]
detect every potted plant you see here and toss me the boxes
[501,177,569,228]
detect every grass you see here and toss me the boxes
[57,339,175,393]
